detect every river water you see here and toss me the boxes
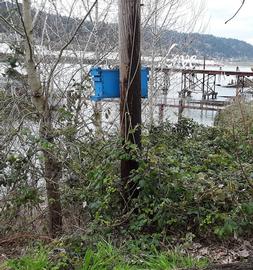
[0,57,252,129]
[159,63,253,126]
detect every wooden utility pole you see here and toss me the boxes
[119,0,141,197]
[202,56,206,99]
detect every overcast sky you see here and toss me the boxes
[31,0,252,45]
[204,0,253,44]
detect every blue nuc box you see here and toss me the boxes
[90,67,149,101]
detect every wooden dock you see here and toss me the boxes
[181,69,253,77]
[155,67,253,103]
[156,98,230,111]
[156,67,253,77]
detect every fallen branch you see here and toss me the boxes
[0,233,52,246]
[184,260,253,270]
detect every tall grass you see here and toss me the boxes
[5,246,50,270]
[4,241,208,270]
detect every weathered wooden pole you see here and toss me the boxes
[118,0,141,196]
[202,56,206,99]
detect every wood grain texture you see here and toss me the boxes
[119,0,141,196]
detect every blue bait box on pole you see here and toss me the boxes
[90,67,149,101]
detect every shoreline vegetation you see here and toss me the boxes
[1,1,253,269]
[1,118,253,269]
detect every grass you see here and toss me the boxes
[143,251,208,270]
[2,241,208,270]
[3,247,50,270]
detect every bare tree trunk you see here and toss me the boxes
[22,0,62,238]
[149,0,159,126]
[44,144,63,237]
[94,0,102,134]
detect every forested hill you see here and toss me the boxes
[166,31,253,60]
[1,1,253,60]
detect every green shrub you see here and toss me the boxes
[67,119,253,239]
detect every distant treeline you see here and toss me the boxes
[1,1,253,60]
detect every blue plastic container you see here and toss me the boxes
[90,67,149,101]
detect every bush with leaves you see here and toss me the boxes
[64,119,253,239]
[2,115,253,240]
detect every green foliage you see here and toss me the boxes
[64,118,253,239]
[6,244,74,270]
[6,246,50,270]
[145,250,208,270]
[5,241,208,270]
[128,120,253,238]
[2,114,253,241]
[81,241,127,270]
[81,243,207,270]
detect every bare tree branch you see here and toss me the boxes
[0,15,24,37]
[46,0,98,91]
[15,0,34,62]
[225,0,245,24]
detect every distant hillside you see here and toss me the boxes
[1,1,253,60]
[165,31,253,60]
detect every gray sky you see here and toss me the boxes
[33,0,253,45]
[204,0,253,44]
